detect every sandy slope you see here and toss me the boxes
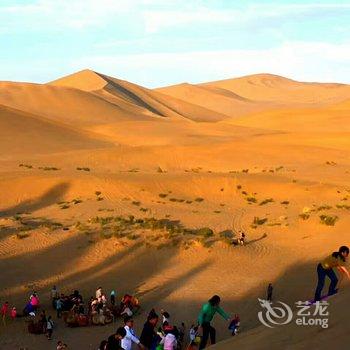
[0,70,350,349]
[200,73,350,105]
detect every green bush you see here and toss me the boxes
[320,215,338,226]
[195,227,214,238]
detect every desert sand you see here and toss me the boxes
[0,70,349,349]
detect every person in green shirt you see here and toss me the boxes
[197,295,231,349]
[314,245,350,301]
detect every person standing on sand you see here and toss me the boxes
[197,295,231,349]
[46,315,54,340]
[314,246,350,301]
[140,310,159,350]
[1,301,9,325]
[267,283,273,302]
[121,316,145,350]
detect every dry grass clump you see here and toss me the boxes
[320,215,338,226]
[259,198,274,206]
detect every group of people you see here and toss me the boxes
[0,301,17,325]
[3,245,349,349]
[98,295,240,350]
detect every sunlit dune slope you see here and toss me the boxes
[0,105,111,155]
[50,69,229,122]
[200,73,350,105]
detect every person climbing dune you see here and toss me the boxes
[314,245,350,301]
[197,295,231,349]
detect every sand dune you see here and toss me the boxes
[51,69,229,122]
[0,104,111,156]
[1,70,350,350]
[156,82,270,118]
[200,73,350,105]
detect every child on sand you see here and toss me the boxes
[314,246,350,301]
[10,306,17,320]
[47,315,54,340]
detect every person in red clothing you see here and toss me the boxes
[1,301,9,325]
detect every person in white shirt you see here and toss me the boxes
[121,316,145,350]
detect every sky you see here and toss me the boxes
[1,0,350,87]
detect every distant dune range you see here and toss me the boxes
[1,70,350,350]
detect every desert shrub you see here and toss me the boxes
[259,198,274,206]
[97,197,104,201]
[159,193,168,198]
[177,199,185,203]
[101,232,113,239]
[39,166,60,171]
[336,204,350,210]
[246,197,257,203]
[195,197,204,202]
[275,166,284,171]
[241,191,248,195]
[60,204,70,209]
[128,168,139,173]
[127,234,140,240]
[281,201,290,205]
[320,215,338,226]
[169,198,177,202]
[317,205,332,211]
[237,185,242,190]
[267,223,282,226]
[77,167,90,171]
[253,217,268,225]
[242,169,249,173]
[195,227,214,238]
[157,166,164,173]
[213,210,221,214]
[220,203,225,207]
[185,200,192,204]
[132,201,141,206]
[299,213,310,220]
[72,199,82,205]
[139,208,148,212]
[16,232,30,239]
[95,191,102,196]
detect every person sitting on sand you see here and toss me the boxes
[30,293,40,309]
[96,287,103,300]
[107,327,127,350]
[238,232,245,246]
[197,295,231,349]
[314,245,350,301]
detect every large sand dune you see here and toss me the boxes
[0,70,349,349]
